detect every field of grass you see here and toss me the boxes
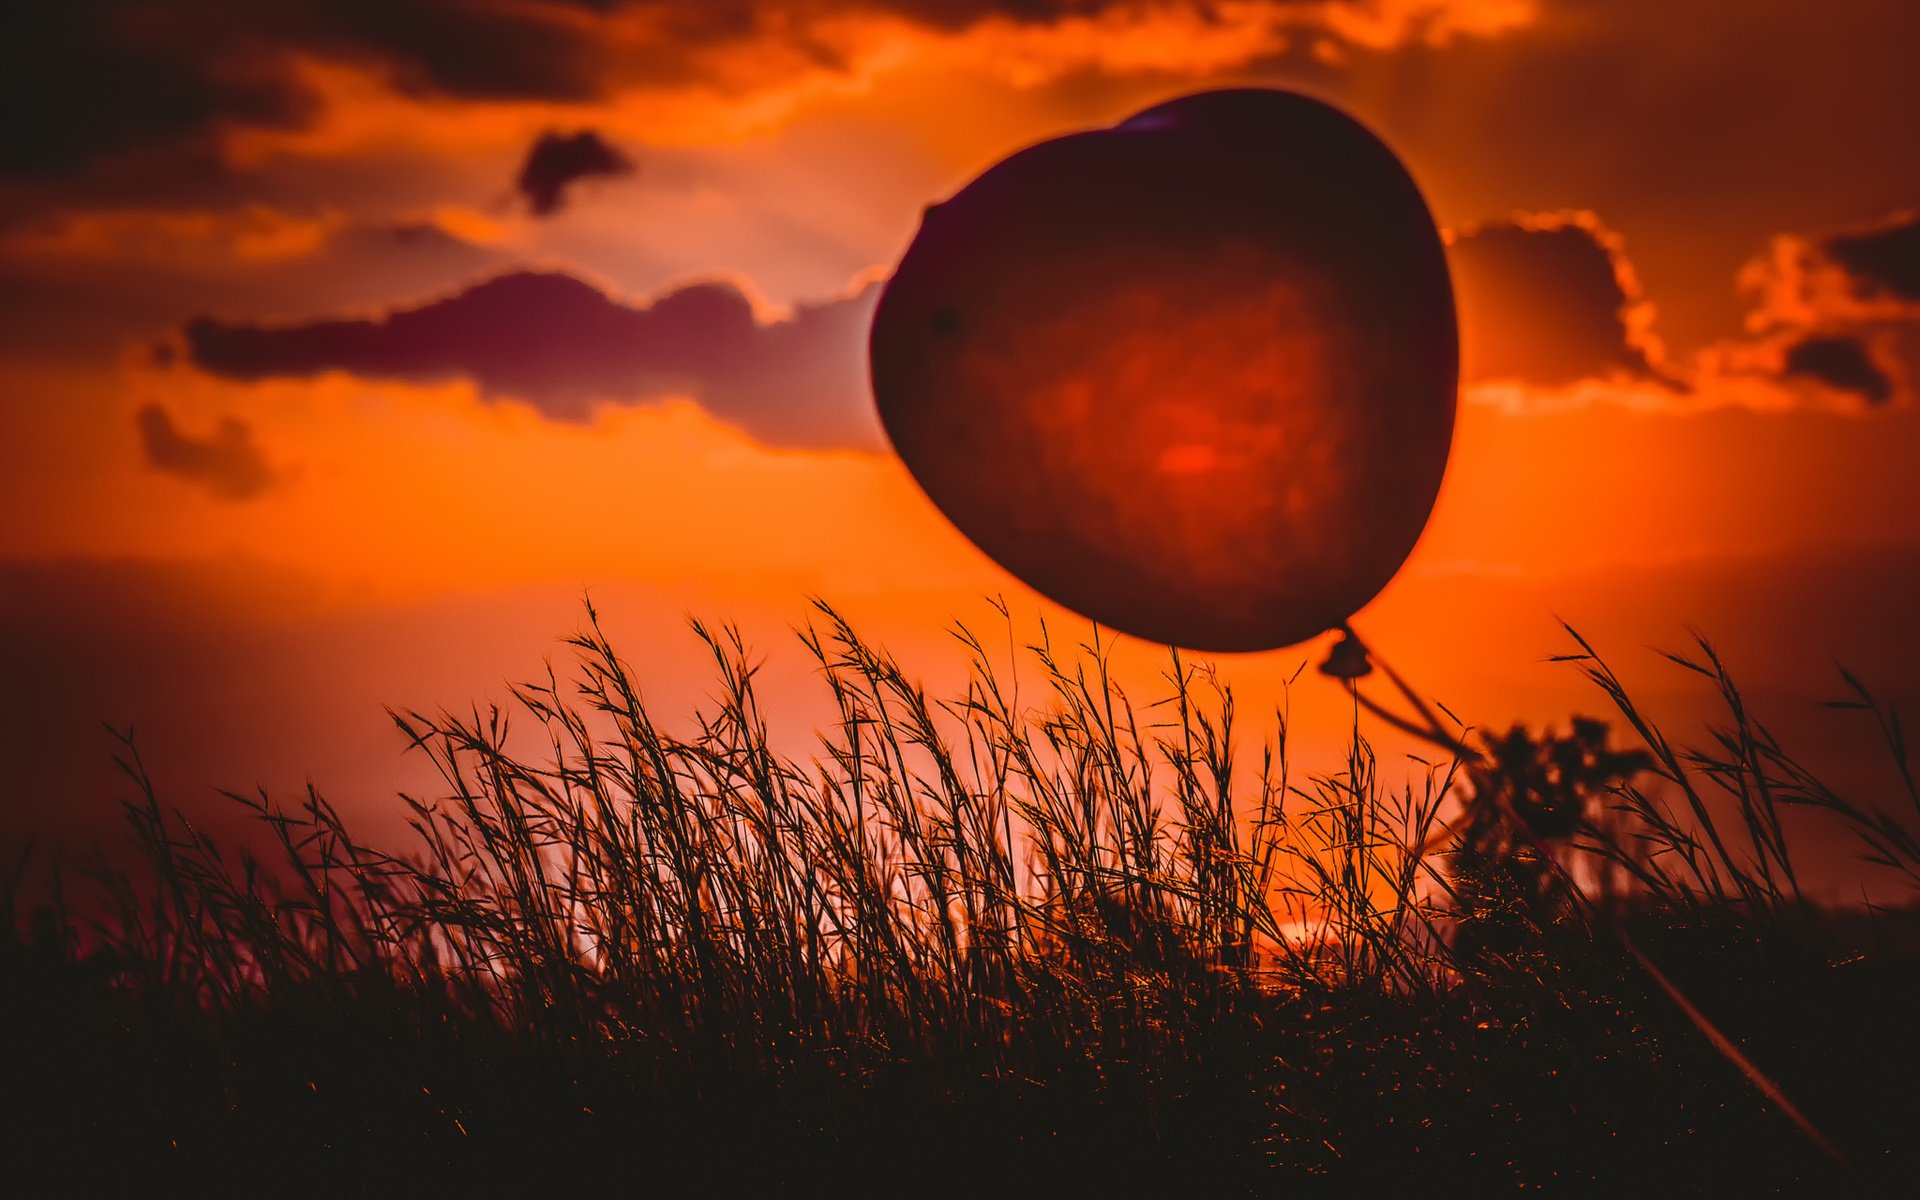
[5,601,1918,1196]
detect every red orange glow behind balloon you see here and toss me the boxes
[870,89,1458,652]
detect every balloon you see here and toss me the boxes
[869,89,1458,652]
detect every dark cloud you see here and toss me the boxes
[516,130,634,216]
[183,271,883,450]
[0,1,666,179]
[1447,215,1664,390]
[315,0,620,102]
[3,1,1414,181]
[1730,210,1920,409]
[1824,212,1920,304]
[0,5,313,179]
[136,403,277,498]
[0,2,1100,179]
[1780,335,1895,407]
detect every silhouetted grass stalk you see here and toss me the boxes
[12,602,1920,1191]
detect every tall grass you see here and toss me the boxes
[5,602,1919,1194]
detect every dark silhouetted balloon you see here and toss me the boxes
[870,89,1457,652]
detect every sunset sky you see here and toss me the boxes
[4,0,1919,894]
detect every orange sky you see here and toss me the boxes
[4,0,1920,897]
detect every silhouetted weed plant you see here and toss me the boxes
[5,604,1919,1195]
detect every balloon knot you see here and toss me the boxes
[1318,629,1373,681]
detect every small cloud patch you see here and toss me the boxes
[136,403,276,499]
[1825,211,1920,304]
[515,129,633,216]
[1780,335,1895,407]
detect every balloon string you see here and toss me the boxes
[1336,620,1463,756]
[1325,621,1853,1176]
[1348,684,1472,760]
